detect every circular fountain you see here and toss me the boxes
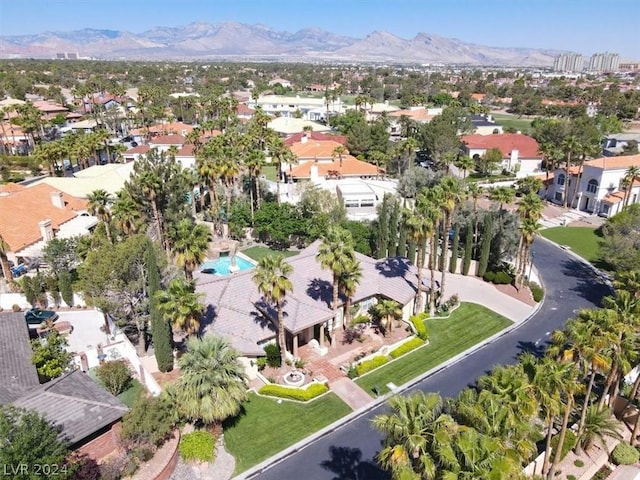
[283,370,305,387]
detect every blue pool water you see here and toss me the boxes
[200,256,255,276]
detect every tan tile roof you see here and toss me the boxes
[288,155,381,179]
[149,134,185,145]
[388,108,437,122]
[124,145,150,155]
[0,183,87,252]
[584,154,640,170]
[289,139,345,159]
[130,122,194,136]
[602,191,625,204]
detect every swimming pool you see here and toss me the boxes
[200,255,255,276]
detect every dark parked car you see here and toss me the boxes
[24,308,59,327]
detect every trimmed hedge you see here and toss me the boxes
[530,282,544,302]
[356,355,389,376]
[611,442,639,465]
[493,271,513,284]
[179,431,216,462]
[258,382,328,402]
[389,338,425,359]
[409,313,429,340]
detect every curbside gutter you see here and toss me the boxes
[235,282,547,479]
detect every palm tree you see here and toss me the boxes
[560,135,581,208]
[268,137,297,203]
[404,205,432,314]
[372,299,402,336]
[466,182,484,258]
[86,189,113,243]
[0,233,13,284]
[338,257,362,327]
[244,149,266,219]
[172,335,247,430]
[332,145,347,177]
[623,165,640,207]
[489,186,516,215]
[111,190,140,236]
[455,155,475,179]
[576,405,621,453]
[154,278,204,336]
[424,186,444,315]
[253,254,293,366]
[439,176,464,298]
[317,227,356,341]
[169,219,211,281]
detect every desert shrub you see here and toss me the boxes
[530,282,544,302]
[347,364,358,379]
[550,430,577,461]
[178,430,216,462]
[611,442,639,465]
[294,358,305,369]
[258,383,328,401]
[493,271,513,284]
[483,271,496,282]
[351,315,370,325]
[567,476,577,480]
[263,344,281,368]
[256,357,267,371]
[95,360,132,396]
[574,459,585,467]
[121,395,175,448]
[343,325,365,344]
[356,355,389,376]
[389,338,425,358]
[409,313,429,340]
[12,304,21,312]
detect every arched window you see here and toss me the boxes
[557,174,565,186]
[587,179,599,194]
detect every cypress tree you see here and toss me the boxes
[388,198,399,257]
[437,222,446,272]
[462,219,473,276]
[449,223,459,274]
[146,242,174,372]
[378,194,390,258]
[407,239,417,264]
[397,216,407,258]
[58,271,74,307]
[476,213,493,277]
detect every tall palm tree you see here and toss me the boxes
[317,227,356,340]
[253,254,293,366]
[338,257,362,327]
[86,189,113,243]
[172,335,247,430]
[268,137,297,204]
[111,190,140,236]
[489,186,516,215]
[423,186,444,315]
[0,233,13,284]
[560,135,581,208]
[439,176,464,298]
[455,155,475,179]
[466,182,484,258]
[244,149,266,219]
[154,278,204,336]
[404,205,432,314]
[332,145,347,177]
[169,219,211,281]
[623,165,640,207]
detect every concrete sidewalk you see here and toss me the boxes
[329,378,374,411]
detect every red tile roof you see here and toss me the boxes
[0,183,87,251]
[284,132,347,146]
[124,145,150,155]
[461,133,542,159]
[149,134,185,145]
[602,191,625,204]
[583,154,640,170]
[288,156,381,179]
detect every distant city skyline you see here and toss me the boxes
[1,0,638,59]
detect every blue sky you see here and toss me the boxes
[1,0,638,59]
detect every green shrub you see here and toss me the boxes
[611,442,640,465]
[178,430,216,462]
[351,315,370,325]
[263,344,281,368]
[493,271,513,284]
[409,313,429,340]
[356,355,389,376]
[550,430,577,461]
[121,395,175,448]
[95,360,132,396]
[256,357,267,370]
[483,271,496,282]
[389,338,425,359]
[530,282,544,302]
[258,383,328,402]
[567,475,577,480]
[574,459,585,467]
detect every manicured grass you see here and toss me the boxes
[261,165,277,182]
[118,379,144,407]
[241,245,300,262]
[355,303,513,396]
[491,112,535,134]
[224,393,351,474]
[539,226,602,263]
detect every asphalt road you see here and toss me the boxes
[250,239,612,480]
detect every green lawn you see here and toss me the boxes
[241,245,300,262]
[355,303,513,396]
[539,226,602,263]
[491,112,535,134]
[224,393,351,474]
[261,165,277,182]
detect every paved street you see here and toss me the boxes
[246,239,612,480]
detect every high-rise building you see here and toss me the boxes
[588,52,620,72]
[553,53,584,72]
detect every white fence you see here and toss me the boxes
[0,292,86,310]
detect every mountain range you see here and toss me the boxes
[0,22,563,66]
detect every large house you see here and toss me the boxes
[460,133,543,177]
[0,312,128,462]
[545,153,640,217]
[248,95,346,121]
[194,241,426,378]
[0,183,97,263]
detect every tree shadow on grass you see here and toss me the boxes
[320,446,389,480]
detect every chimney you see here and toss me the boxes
[50,191,65,209]
[511,149,519,164]
[301,134,308,144]
[310,164,318,181]
[38,219,54,241]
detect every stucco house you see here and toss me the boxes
[545,153,640,217]
[460,133,543,177]
[194,241,427,379]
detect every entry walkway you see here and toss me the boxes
[329,377,375,411]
